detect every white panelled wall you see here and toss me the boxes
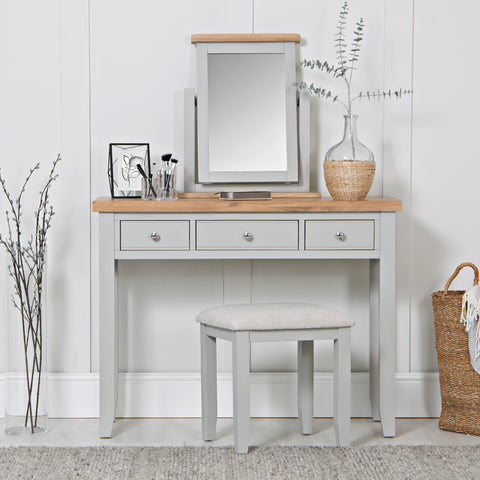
[0,0,478,418]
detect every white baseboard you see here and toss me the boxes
[0,372,441,418]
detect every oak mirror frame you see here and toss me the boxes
[192,34,305,188]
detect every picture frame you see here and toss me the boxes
[108,143,151,198]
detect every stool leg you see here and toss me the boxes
[200,324,217,441]
[232,331,250,454]
[334,328,351,447]
[298,340,314,435]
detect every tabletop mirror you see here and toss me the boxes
[184,34,310,192]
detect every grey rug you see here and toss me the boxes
[1,445,480,480]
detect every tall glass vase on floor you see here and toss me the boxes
[5,264,48,435]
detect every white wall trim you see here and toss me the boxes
[0,372,441,419]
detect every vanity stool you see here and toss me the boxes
[196,303,354,454]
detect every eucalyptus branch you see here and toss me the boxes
[353,88,413,102]
[296,1,412,117]
[294,81,346,109]
[335,1,349,69]
[347,18,365,85]
[299,59,346,78]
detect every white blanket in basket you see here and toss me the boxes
[462,285,480,374]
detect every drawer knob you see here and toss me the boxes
[242,232,253,242]
[150,232,160,242]
[335,232,346,241]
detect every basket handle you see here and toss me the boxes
[443,262,479,297]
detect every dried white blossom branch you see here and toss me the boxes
[0,154,60,432]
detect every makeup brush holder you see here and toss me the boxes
[141,177,156,200]
[157,170,178,201]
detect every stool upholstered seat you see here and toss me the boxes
[197,303,353,454]
[196,303,354,331]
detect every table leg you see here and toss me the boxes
[99,214,118,438]
[377,212,397,437]
[200,324,217,441]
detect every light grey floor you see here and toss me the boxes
[1,418,480,448]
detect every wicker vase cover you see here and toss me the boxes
[431,262,480,436]
[324,115,375,200]
[324,160,376,200]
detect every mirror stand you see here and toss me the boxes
[184,33,310,193]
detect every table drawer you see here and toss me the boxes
[196,221,298,250]
[120,221,190,250]
[305,220,375,250]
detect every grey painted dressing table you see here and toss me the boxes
[93,193,402,439]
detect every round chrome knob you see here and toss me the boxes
[242,232,253,242]
[150,232,160,242]
[335,232,346,241]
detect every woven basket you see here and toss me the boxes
[324,160,376,201]
[431,262,480,436]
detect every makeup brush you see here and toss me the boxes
[169,159,178,191]
[161,154,173,191]
[136,164,157,198]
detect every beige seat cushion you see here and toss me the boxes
[196,303,354,331]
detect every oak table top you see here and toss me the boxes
[92,193,402,214]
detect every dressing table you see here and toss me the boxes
[93,193,401,439]
[93,34,402,440]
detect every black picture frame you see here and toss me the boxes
[108,143,151,198]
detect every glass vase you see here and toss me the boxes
[4,258,48,435]
[324,115,376,200]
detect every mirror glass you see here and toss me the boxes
[208,53,287,173]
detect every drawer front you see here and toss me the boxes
[120,221,189,250]
[196,221,298,250]
[305,220,374,250]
